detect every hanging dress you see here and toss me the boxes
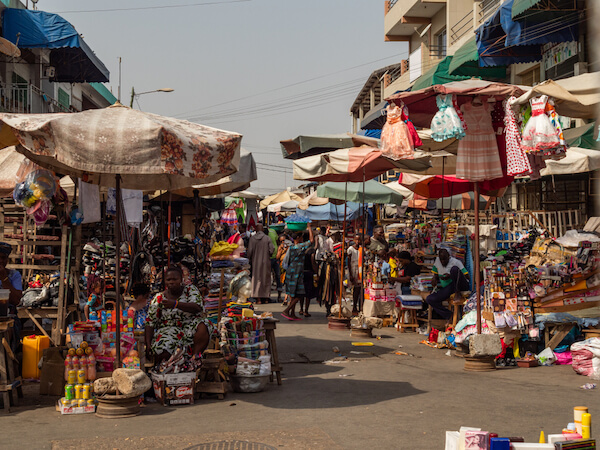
[455,101,503,181]
[401,106,423,148]
[430,94,466,142]
[521,95,560,153]
[504,96,531,177]
[545,101,567,160]
[380,104,414,160]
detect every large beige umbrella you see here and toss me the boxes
[0,104,242,363]
[297,190,330,210]
[259,190,303,210]
[0,146,26,197]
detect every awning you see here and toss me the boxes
[411,57,471,91]
[476,0,578,68]
[565,122,598,150]
[2,8,109,82]
[280,134,354,160]
[447,36,507,78]
[360,100,388,130]
[540,147,600,176]
[512,0,578,20]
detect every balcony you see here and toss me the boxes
[0,83,76,114]
[385,0,446,41]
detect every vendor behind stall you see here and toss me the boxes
[369,225,389,253]
[0,242,23,354]
[426,247,470,320]
[145,266,212,365]
[390,251,421,296]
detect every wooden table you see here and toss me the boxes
[0,320,23,412]
[263,319,282,385]
[411,290,446,335]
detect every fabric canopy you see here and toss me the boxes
[259,190,303,209]
[170,148,257,197]
[539,147,600,176]
[476,0,578,68]
[280,134,354,160]
[293,146,432,182]
[512,0,577,19]
[360,100,388,130]
[412,57,472,92]
[399,173,509,199]
[266,200,298,213]
[511,74,600,120]
[296,202,362,221]
[447,36,507,77]
[3,8,109,83]
[297,190,330,210]
[387,79,527,128]
[317,180,404,205]
[565,122,599,149]
[0,104,242,190]
[0,146,26,197]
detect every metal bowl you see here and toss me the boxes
[230,374,270,393]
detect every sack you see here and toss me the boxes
[536,347,556,366]
[20,287,50,307]
[281,249,290,271]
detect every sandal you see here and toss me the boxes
[281,313,295,321]
[282,301,288,306]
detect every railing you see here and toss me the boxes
[429,44,447,58]
[387,63,406,86]
[0,83,76,114]
[388,0,399,11]
[450,9,474,45]
[478,0,501,23]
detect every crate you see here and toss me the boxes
[151,371,196,406]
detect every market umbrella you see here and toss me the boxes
[292,146,432,182]
[0,146,26,197]
[297,190,330,210]
[295,202,362,222]
[259,190,303,210]
[0,104,242,366]
[280,134,354,160]
[317,180,403,205]
[266,199,298,213]
[398,173,508,199]
[435,193,494,211]
[539,147,600,176]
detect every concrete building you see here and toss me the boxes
[0,0,115,114]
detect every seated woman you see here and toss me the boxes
[128,283,151,331]
[389,251,421,296]
[0,242,23,355]
[426,247,470,321]
[145,266,212,365]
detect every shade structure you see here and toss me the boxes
[266,200,298,213]
[360,100,388,130]
[398,173,509,199]
[447,36,507,77]
[293,146,432,183]
[0,104,242,190]
[170,148,257,197]
[317,180,404,205]
[382,180,415,201]
[387,79,528,128]
[2,8,109,82]
[297,190,330,210]
[511,74,600,120]
[259,190,303,210]
[476,0,578,68]
[412,56,472,91]
[539,147,600,176]
[296,202,362,222]
[512,0,577,20]
[436,193,493,210]
[280,134,354,160]
[0,146,26,197]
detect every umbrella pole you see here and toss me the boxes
[193,189,200,286]
[474,181,482,334]
[115,175,122,369]
[339,182,348,319]
[167,192,172,265]
[361,169,366,311]
[440,156,445,241]
[159,190,165,291]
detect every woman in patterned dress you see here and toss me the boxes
[281,224,315,321]
[145,266,212,364]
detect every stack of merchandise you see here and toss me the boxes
[150,347,202,406]
[223,300,254,317]
[446,235,467,264]
[19,273,60,308]
[411,274,434,292]
[59,341,97,414]
[219,317,271,377]
[80,239,131,303]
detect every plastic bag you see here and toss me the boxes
[536,347,556,366]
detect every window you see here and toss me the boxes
[434,29,447,58]
[58,88,70,111]
[518,67,541,86]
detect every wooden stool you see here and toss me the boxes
[0,320,23,413]
[263,319,282,385]
[397,308,419,332]
[196,350,227,400]
[449,292,468,329]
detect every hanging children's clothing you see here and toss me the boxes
[430,94,466,142]
[401,106,423,148]
[521,95,560,153]
[504,96,532,177]
[455,100,503,181]
[380,104,414,160]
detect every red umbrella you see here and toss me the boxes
[399,173,509,199]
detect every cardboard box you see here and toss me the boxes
[40,347,65,396]
[151,371,196,406]
[57,400,96,415]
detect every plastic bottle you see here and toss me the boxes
[582,413,591,439]
[71,355,80,371]
[87,354,96,381]
[64,356,73,382]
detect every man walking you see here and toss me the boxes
[247,224,275,304]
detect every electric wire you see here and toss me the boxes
[54,0,251,14]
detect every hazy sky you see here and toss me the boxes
[43,0,409,195]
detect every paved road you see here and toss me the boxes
[2,301,598,449]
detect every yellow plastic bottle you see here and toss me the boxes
[582,413,591,439]
[22,335,50,379]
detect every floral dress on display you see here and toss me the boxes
[381,104,414,160]
[146,284,214,356]
[430,94,466,142]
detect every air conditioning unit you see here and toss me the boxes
[43,66,55,78]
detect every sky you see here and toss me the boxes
[42,0,409,195]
